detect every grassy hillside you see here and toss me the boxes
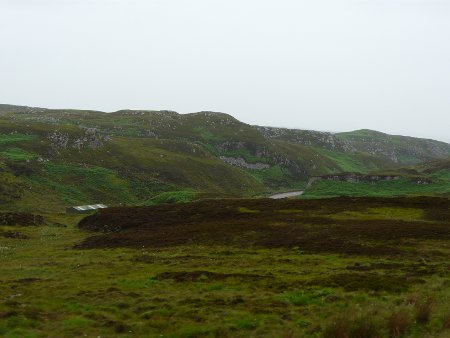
[303,157,450,199]
[303,178,450,199]
[1,104,450,210]
[336,129,450,164]
[417,158,450,178]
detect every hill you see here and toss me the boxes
[1,104,450,211]
[303,158,450,199]
[336,129,450,164]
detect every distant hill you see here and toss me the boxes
[302,157,450,199]
[1,104,449,211]
[336,129,450,164]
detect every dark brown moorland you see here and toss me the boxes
[77,196,450,257]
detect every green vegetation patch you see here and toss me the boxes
[317,148,380,173]
[430,169,450,181]
[303,178,450,198]
[145,190,197,205]
[0,148,37,161]
[285,288,333,306]
[249,165,303,189]
[332,207,425,221]
[61,316,95,330]
[238,207,260,213]
[231,317,259,330]
[193,127,217,141]
[29,163,136,205]
[0,133,37,145]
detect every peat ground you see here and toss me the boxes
[77,196,450,257]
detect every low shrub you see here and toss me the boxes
[414,296,433,324]
[442,312,450,329]
[387,310,411,337]
[351,316,381,338]
[323,316,350,338]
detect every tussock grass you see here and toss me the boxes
[387,310,411,337]
[414,296,434,324]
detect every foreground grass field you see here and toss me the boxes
[1,197,450,337]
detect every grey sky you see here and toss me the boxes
[1,0,449,142]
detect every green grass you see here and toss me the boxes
[285,291,323,306]
[249,165,305,189]
[145,190,198,205]
[196,141,220,156]
[238,206,260,213]
[431,169,450,181]
[0,148,37,161]
[0,133,37,145]
[303,178,450,198]
[193,127,219,142]
[28,163,136,206]
[316,148,385,173]
[331,207,425,221]
[61,316,95,330]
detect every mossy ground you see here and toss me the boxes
[1,197,450,337]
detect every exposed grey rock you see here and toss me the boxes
[47,131,70,151]
[256,126,354,152]
[219,156,270,170]
[308,173,402,186]
[48,127,110,152]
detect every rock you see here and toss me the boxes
[219,156,270,170]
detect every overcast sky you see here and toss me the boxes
[1,0,449,142]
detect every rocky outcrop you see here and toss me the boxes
[48,128,111,152]
[72,128,111,150]
[215,141,305,177]
[219,156,270,170]
[308,173,402,186]
[307,173,433,186]
[410,178,433,185]
[256,126,354,152]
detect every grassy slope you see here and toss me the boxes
[303,157,450,199]
[303,178,450,199]
[337,129,450,164]
[0,134,265,212]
